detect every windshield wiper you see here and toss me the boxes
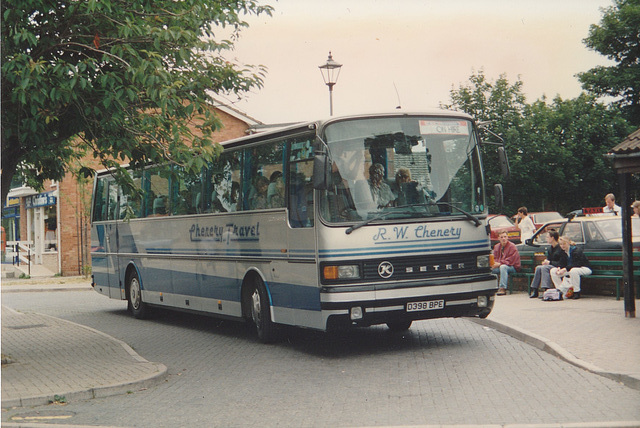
[396,202,482,227]
[345,210,413,235]
[431,202,481,226]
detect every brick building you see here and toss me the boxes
[3,101,262,276]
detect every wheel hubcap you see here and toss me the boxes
[130,278,141,310]
[251,288,261,326]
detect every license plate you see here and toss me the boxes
[406,300,445,312]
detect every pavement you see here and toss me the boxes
[1,276,168,410]
[1,274,640,424]
[473,292,640,391]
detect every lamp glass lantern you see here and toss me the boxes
[318,52,342,115]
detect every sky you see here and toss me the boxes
[217,0,614,125]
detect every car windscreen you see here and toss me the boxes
[534,212,562,223]
[489,216,514,228]
[595,218,640,241]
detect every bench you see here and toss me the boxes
[507,253,537,294]
[507,250,640,299]
[584,251,640,300]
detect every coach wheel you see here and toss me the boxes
[249,277,277,343]
[386,320,412,331]
[127,271,150,319]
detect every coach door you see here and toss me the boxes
[287,140,320,326]
[103,179,122,298]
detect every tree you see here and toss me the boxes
[512,94,632,213]
[444,70,527,211]
[1,0,272,203]
[448,72,633,214]
[577,0,640,126]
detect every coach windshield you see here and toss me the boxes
[318,116,485,225]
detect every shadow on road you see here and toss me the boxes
[103,305,469,358]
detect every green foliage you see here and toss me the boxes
[577,0,640,126]
[443,70,527,211]
[448,72,633,215]
[1,0,272,201]
[50,394,67,404]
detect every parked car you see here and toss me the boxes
[488,214,521,246]
[517,214,640,256]
[529,211,563,229]
[511,211,563,230]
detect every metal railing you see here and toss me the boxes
[7,240,34,276]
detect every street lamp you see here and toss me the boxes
[318,52,342,116]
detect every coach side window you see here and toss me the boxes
[211,151,242,213]
[172,166,203,215]
[146,167,170,217]
[93,177,108,222]
[244,142,285,211]
[119,170,143,219]
[288,137,315,227]
[105,179,119,221]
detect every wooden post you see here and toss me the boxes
[620,173,636,318]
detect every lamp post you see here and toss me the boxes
[318,52,342,116]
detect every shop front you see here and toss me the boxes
[1,196,21,263]
[24,191,59,268]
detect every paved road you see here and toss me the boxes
[2,289,640,427]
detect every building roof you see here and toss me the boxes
[609,127,640,174]
[208,94,263,127]
[611,127,640,154]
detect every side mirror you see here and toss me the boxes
[313,153,330,190]
[493,184,504,212]
[497,146,510,179]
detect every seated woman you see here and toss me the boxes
[249,176,269,210]
[150,196,168,217]
[529,229,567,298]
[393,168,427,206]
[368,163,395,208]
[267,171,285,208]
[550,236,591,299]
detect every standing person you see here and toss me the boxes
[631,200,640,218]
[515,206,536,242]
[603,193,621,215]
[550,236,591,299]
[492,230,521,295]
[529,230,567,298]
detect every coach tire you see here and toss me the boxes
[127,271,150,319]
[386,320,412,331]
[250,277,277,343]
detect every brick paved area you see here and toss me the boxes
[1,305,166,407]
[2,284,640,427]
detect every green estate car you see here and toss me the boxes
[517,213,640,256]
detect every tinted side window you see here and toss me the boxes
[120,170,143,219]
[93,177,108,222]
[106,179,119,221]
[244,142,285,211]
[209,151,243,213]
[288,136,314,227]
[562,222,584,244]
[173,166,203,215]
[146,167,170,217]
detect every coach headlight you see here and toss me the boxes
[477,254,491,268]
[323,265,361,280]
